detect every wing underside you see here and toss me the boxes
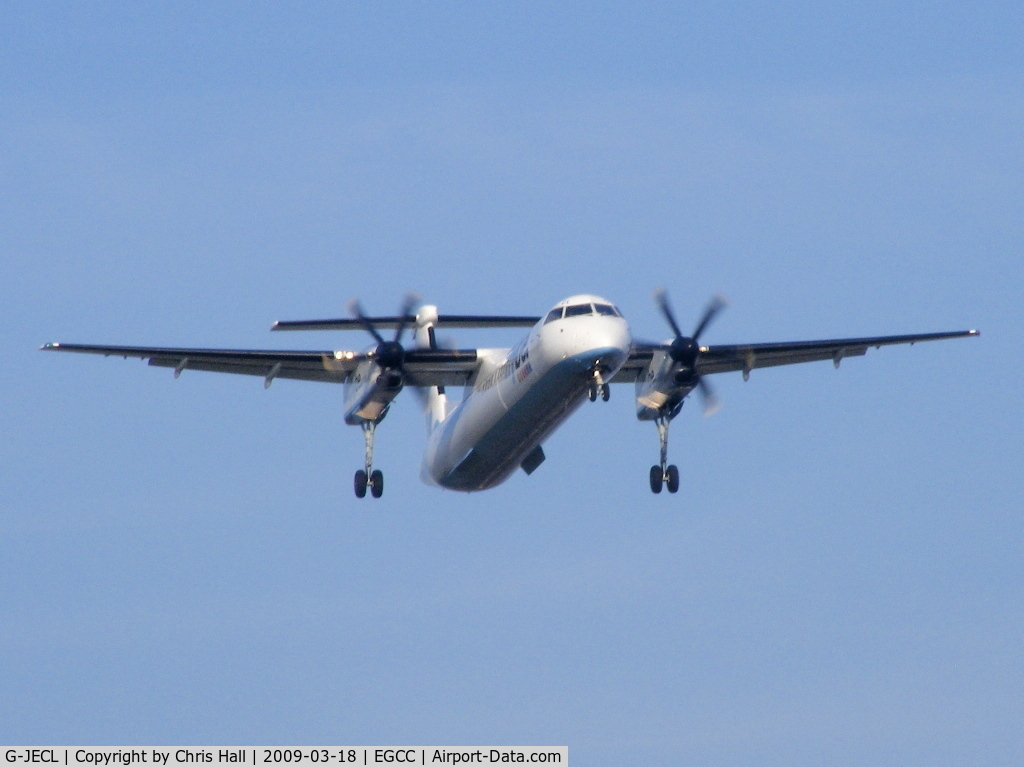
[43,329,977,386]
[612,329,978,382]
[40,343,479,387]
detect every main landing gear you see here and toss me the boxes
[649,416,680,494]
[354,422,384,498]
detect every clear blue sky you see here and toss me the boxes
[2,3,1021,764]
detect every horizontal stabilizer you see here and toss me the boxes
[272,315,540,331]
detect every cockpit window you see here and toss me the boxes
[594,303,621,317]
[548,303,619,322]
[564,303,593,318]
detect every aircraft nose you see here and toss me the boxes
[579,318,631,370]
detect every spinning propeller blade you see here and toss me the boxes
[696,377,720,417]
[692,294,729,342]
[347,299,386,345]
[654,288,728,416]
[392,292,421,345]
[653,288,684,338]
[347,295,423,371]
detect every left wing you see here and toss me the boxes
[696,330,978,375]
[612,329,979,382]
[40,343,479,387]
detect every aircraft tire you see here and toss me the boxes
[370,469,384,498]
[354,470,368,498]
[589,385,597,402]
[601,383,610,401]
[666,465,680,493]
[649,465,663,494]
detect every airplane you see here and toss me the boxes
[41,292,978,497]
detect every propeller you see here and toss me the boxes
[653,289,728,416]
[346,294,421,375]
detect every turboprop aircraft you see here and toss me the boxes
[42,292,978,497]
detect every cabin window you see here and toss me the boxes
[544,308,564,324]
[564,303,593,318]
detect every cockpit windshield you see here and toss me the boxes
[564,304,593,318]
[545,302,623,324]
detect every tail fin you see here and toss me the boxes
[424,386,450,432]
[414,303,455,433]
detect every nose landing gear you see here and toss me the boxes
[588,369,611,402]
[354,422,385,498]
[649,416,680,494]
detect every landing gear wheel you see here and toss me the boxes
[665,464,680,494]
[649,465,663,494]
[589,384,598,402]
[354,469,368,498]
[370,469,384,498]
[601,383,610,401]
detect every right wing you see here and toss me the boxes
[40,343,480,387]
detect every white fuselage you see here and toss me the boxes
[420,295,631,492]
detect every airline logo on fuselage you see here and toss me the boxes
[475,342,531,392]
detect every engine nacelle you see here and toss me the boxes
[343,358,404,425]
[634,349,695,421]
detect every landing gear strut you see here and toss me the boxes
[588,370,610,402]
[649,416,680,494]
[354,422,384,498]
